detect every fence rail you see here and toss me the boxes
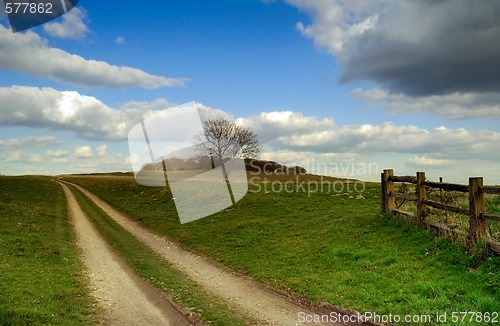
[381,169,500,254]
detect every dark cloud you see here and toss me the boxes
[291,0,500,96]
[341,0,500,96]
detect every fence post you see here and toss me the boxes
[416,172,427,226]
[468,177,488,249]
[382,169,395,213]
[381,172,385,211]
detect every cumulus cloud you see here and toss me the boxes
[96,144,108,157]
[239,111,500,160]
[47,149,70,158]
[407,155,452,167]
[0,136,62,148]
[0,25,186,88]
[0,86,177,140]
[50,157,70,164]
[0,87,239,142]
[47,150,70,163]
[68,153,132,172]
[43,7,89,39]
[288,0,500,96]
[197,102,233,122]
[119,98,175,112]
[2,151,42,163]
[237,111,335,149]
[239,110,500,181]
[75,145,93,158]
[53,149,136,171]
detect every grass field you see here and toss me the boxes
[64,173,500,324]
[0,176,96,325]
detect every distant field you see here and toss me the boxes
[64,172,500,324]
[0,176,96,325]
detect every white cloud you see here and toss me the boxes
[236,109,500,182]
[43,7,89,39]
[0,86,177,140]
[2,151,42,163]
[0,136,62,148]
[287,0,380,57]
[51,157,70,164]
[0,145,135,175]
[407,156,452,167]
[96,144,108,157]
[75,145,93,158]
[47,149,70,158]
[1,88,498,181]
[237,111,335,150]
[0,87,241,142]
[115,36,126,44]
[352,88,500,120]
[240,111,500,161]
[197,102,233,122]
[73,160,99,169]
[66,153,133,172]
[119,98,174,112]
[0,25,186,88]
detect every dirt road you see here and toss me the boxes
[60,183,193,325]
[65,182,356,326]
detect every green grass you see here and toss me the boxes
[0,176,96,325]
[63,173,500,325]
[66,182,256,325]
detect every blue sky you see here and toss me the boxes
[1,0,500,183]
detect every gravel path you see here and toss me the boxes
[60,182,193,325]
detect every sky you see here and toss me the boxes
[1,0,500,183]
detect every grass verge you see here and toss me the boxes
[66,182,256,325]
[0,176,96,325]
[64,174,500,325]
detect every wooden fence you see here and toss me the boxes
[381,169,500,254]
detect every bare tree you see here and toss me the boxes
[195,119,260,163]
[195,118,260,204]
[196,119,260,161]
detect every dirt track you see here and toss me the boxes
[60,183,193,325]
[64,181,358,325]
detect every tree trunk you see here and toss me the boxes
[218,154,235,205]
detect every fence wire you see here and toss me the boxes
[486,194,500,244]
[395,183,500,255]
[426,186,470,233]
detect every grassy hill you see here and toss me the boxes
[63,172,500,324]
